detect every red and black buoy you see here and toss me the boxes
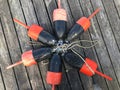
[7,48,52,69]
[64,50,112,81]
[66,8,101,41]
[53,0,67,39]
[13,19,57,45]
[46,54,62,90]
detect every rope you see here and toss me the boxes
[71,49,95,74]
[67,40,99,50]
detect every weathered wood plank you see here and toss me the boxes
[0,69,5,90]
[0,0,120,90]
[8,0,45,89]
[80,1,112,90]
[0,0,31,89]
[0,19,17,90]
[0,68,5,90]
[32,0,53,33]
[60,0,74,30]
[101,0,120,85]
[90,0,120,89]
[67,0,96,90]
[76,0,109,89]
[43,0,56,26]
[113,0,120,18]
[58,66,71,90]
[79,0,120,90]
[80,32,108,90]
[64,67,84,90]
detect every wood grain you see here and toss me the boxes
[0,0,120,90]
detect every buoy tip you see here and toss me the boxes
[88,7,101,20]
[6,66,11,69]
[95,70,112,81]
[58,0,61,8]
[6,61,23,70]
[52,84,55,90]
[13,18,30,29]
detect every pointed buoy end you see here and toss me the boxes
[95,70,112,81]
[88,8,101,20]
[52,84,55,90]
[58,0,61,9]
[6,60,23,69]
[13,18,30,29]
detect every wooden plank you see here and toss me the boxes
[58,66,71,90]
[80,31,108,90]
[67,0,96,90]
[43,0,56,26]
[38,62,52,90]
[32,0,53,34]
[79,0,120,89]
[0,0,32,89]
[79,1,113,90]
[64,66,83,90]
[75,0,109,89]
[101,0,120,85]
[113,0,120,18]
[0,68,5,90]
[62,52,83,90]
[8,0,45,89]
[0,0,119,90]
[0,19,17,90]
[90,0,120,89]
[60,0,74,30]
[101,0,120,50]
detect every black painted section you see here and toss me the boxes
[38,30,57,45]
[66,24,84,41]
[48,54,62,72]
[64,50,85,69]
[54,20,67,39]
[32,47,52,62]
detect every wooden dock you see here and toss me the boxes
[0,0,120,90]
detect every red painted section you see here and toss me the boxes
[22,50,37,66]
[28,24,43,40]
[77,17,90,31]
[53,9,67,21]
[46,71,62,85]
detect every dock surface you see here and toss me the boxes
[0,0,120,90]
